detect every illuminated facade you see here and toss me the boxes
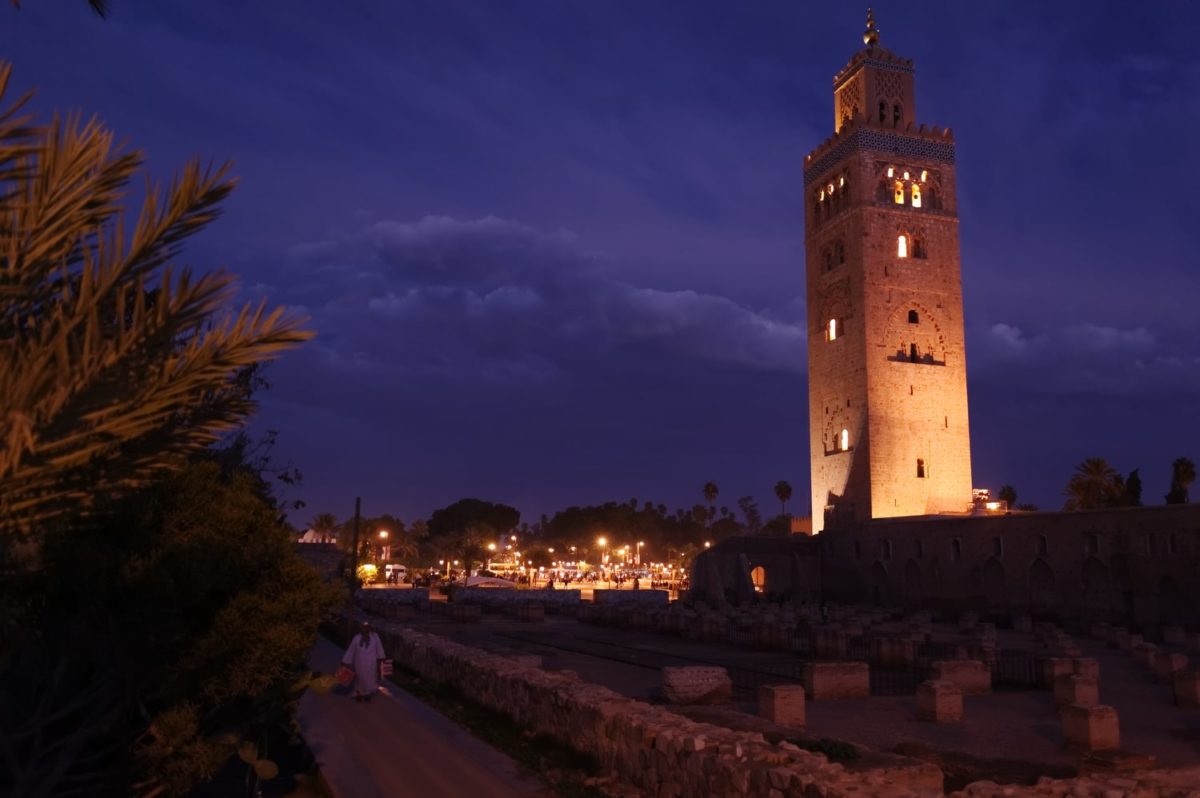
[806,11,972,532]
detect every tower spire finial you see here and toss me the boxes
[863,7,879,46]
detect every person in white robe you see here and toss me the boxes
[341,621,386,702]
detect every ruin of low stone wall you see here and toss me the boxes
[354,587,430,606]
[360,618,1200,798]
[452,586,581,609]
[373,620,942,797]
[592,588,670,607]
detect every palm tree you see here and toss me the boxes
[310,512,338,542]
[0,63,310,536]
[1166,457,1196,504]
[11,0,110,15]
[1063,458,1122,511]
[774,480,793,516]
[702,481,718,523]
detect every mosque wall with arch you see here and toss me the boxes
[819,503,1200,630]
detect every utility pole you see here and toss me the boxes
[349,496,361,589]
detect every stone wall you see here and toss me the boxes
[822,504,1200,629]
[694,504,1200,631]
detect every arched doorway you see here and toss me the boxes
[1158,577,1188,626]
[1029,558,1056,617]
[870,561,888,606]
[981,557,1006,608]
[902,559,922,607]
[750,566,766,594]
[1080,557,1111,621]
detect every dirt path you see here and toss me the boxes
[297,637,550,798]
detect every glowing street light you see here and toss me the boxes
[704,541,712,548]
[637,540,644,566]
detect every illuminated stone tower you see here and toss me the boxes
[806,10,972,533]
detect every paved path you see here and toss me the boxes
[296,637,549,798]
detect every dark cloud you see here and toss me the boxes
[4,0,1199,519]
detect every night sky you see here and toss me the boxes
[5,1,1199,523]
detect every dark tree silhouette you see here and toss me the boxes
[1063,458,1123,511]
[1166,457,1196,504]
[774,480,793,516]
[997,485,1018,507]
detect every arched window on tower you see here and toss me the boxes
[840,428,850,451]
[909,342,919,361]
[893,181,905,204]
[912,236,927,259]
[878,100,887,124]
[916,458,926,478]
[908,309,919,324]
[911,183,922,208]
[827,318,839,341]
[893,102,902,127]
[897,235,908,258]
[823,248,833,272]
[835,240,846,265]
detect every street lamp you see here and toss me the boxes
[637,540,644,566]
[378,529,389,562]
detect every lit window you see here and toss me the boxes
[887,166,894,178]
[828,318,838,341]
[920,170,928,182]
[839,176,845,187]
[897,235,908,258]
[893,181,904,204]
[911,183,922,208]
[840,428,849,451]
[819,189,825,201]
[828,183,834,194]
[903,171,910,180]
[750,566,766,593]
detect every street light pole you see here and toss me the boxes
[349,496,361,588]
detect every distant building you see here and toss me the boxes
[690,13,1200,631]
[806,10,972,533]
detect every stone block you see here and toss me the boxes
[1172,670,1200,707]
[1072,658,1100,680]
[931,659,991,695]
[1061,704,1120,751]
[802,661,869,699]
[1153,652,1188,683]
[1042,657,1074,688]
[1133,643,1159,669]
[757,684,806,726]
[661,666,732,705]
[1054,674,1099,708]
[916,679,962,722]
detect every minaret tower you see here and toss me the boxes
[806,10,972,532]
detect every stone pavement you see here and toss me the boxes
[297,636,550,798]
